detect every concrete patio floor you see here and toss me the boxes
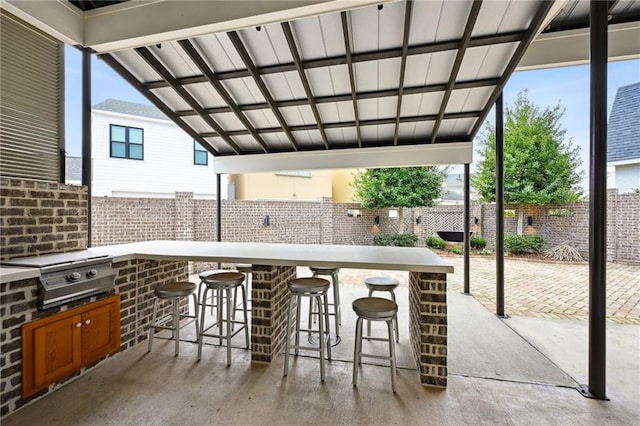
[5,277,639,425]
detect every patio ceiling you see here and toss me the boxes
[5,0,637,172]
[94,0,558,172]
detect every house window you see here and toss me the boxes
[110,125,143,160]
[194,141,208,166]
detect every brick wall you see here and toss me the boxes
[0,178,88,260]
[0,258,188,417]
[90,191,640,263]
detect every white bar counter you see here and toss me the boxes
[1,240,453,387]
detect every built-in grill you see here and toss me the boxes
[2,254,115,310]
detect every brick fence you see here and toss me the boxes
[92,191,639,263]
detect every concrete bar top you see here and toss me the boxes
[0,240,453,282]
[0,266,39,284]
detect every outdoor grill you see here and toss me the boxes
[2,254,116,310]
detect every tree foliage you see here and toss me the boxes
[352,166,445,209]
[472,91,583,204]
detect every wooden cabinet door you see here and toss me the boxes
[32,314,83,391]
[82,299,121,365]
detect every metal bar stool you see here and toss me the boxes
[309,266,341,339]
[197,272,249,366]
[364,276,400,343]
[147,281,199,356]
[284,277,332,382]
[352,297,398,392]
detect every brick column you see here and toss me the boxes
[320,197,334,245]
[250,264,297,362]
[174,192,194,241]
[409,271,447,387]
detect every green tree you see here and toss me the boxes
[472,90,583,233]
[352,166,445,233]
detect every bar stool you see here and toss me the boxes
[147,281,199,356]
[352,297,398,392]
[283,277,332,382]
[364,276,400,343]
[197,272,249,366]
[309,266,341,338]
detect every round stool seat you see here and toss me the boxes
[353,297,398,320]
[310,266,340,273]
[198,269,228,280]
[364,276,400,292]
[289,277,330,294]
[155,281,197,299]
[202,272,245,288]
[235,264,253,274]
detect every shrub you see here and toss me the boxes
[373,233,418,247]
[449,246,463,255]
[425,235,446,249]
[470,236,487,249]
[504,234,544,254]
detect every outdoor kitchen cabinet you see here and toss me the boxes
[21,295,121,398]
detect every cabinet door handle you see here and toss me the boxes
[76,322,82,328]
[85,319,91,325]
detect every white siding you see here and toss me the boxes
[92,110,226,198]
[614,163,640,194]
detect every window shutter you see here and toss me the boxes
[0,10,64,182]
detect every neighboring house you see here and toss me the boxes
[91,99,226,199]
[440,173,466,205]
[228,170,333,201]
[65,156,82,186]
[607,82,640,193]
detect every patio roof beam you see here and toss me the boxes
[134,46,242,154]
[178,39,270,153]
[144,31,523,89]
[281,21,329,150]
[200,111,480,138]
[341,11,362,148]
[469,0,555,139]
[393,0,413,146]
[174,78,498,117]
[99,53,220,156]
[430,0,482,144]
[227,31,300,151]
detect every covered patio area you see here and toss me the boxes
[3,282,638,425]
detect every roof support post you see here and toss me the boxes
[82,48,92,248]
[581,0,609,401]
[463,163,470,295]
[216,173,222,269]
[495,93,505,318]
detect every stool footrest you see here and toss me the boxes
[358,353,395,362]
[362,336,391,342]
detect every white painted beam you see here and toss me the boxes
[84,0,394,53]
[213,142,473,174]
[0,0,83,46]
[519,22,640,71]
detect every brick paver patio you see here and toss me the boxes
[332,256,640,324]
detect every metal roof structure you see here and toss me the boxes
[97,1,553,168]
[3,0,638,172]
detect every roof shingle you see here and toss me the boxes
[607,82,640,162]
[93,99,168,121]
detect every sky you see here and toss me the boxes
[64,45,640,190]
